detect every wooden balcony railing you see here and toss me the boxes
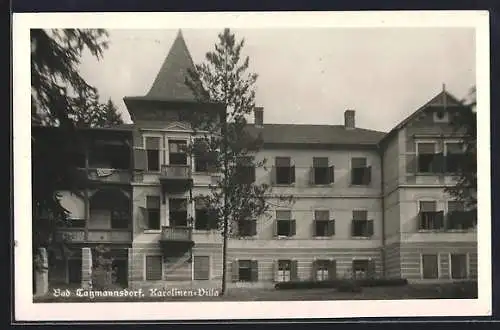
[161,226,193,242]
[160,165,192,180]
[55,228,132,243]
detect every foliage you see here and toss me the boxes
[185,28,293,295]
[445,86,477,208]
[69,95,124,128]
[31,29,110,265]
[91,245,117,290]
[31,29,109,126]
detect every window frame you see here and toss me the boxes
[350,157,371,186]
[143,134,164,172]
[415,140,440,174]
[449,253,469,280]
[192,255,211,281]
[417,199,444,231]
[420,253,440,280]
[144,255,163,281]
[145,195,161,231]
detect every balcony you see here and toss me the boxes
[55,228,132,243]
[159,165,193,193]
[159,226,194,256]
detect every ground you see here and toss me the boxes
[33,282,477,302]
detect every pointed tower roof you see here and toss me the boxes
[146,30,197,101]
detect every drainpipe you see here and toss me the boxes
[379,144,386,279]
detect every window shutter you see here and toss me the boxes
[290,260,298,281]
[250,220,257,236]
[273,219,278,237]
[290,166,296,183]
[328,260,337,280]
[312,220,317,237]
[313,157,328,167]
[435,211,444,230]
[328,165,335,183]
[290,219,296,236]
[310,167,315,185]
[367,220,374,236]
[271,166,276,185]
[250,260,258,282]
[207,209,218,230]
[351,220,356,236]
[273,260,278,282]
[406,154,417,174]
[231,260,239,282]
[311,260,318,281]
[363,166,372,185]
[417,212,424,230]
[328,220,336,236]
[134,149,147,170]
[138,206,148,230]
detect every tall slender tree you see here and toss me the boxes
[186,28,293,295]
[445,86,477,209]
[31,29,110,270]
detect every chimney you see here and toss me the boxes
[344,110,355,129]
[254,107,264,127]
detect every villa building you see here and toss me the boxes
[38,30,477,289]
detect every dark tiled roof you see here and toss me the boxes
[247,124,386,146]
[145,30,197,101]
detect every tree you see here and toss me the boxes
[31,29,110,271]
[68,94,124,128]
[185,28,293,296]
[445,86,477,208]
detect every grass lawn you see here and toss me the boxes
[33,282,477,303]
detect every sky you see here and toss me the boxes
[78,28,476,133]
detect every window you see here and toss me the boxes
[313,259,336,281]
[232,260,258,282]
[417,142,443,173]
[145,255,162,280]
[235,156,256,184]
[433,110,449,123]
[169,140,187,165]
[445,142,465,173]
[450,254,468,279]
[193,256,210,280]
[111,210,129,229]
[277,260,293,282]
[274,157,295,185]
[145,137,161,171]
[447,202,476,230]
[351,210,374,237]
[169,199,188,227]
[193,139,217,173]
[312,157,334,185]
[352,259,374,279]
[146,196,161,230]
[351,157,371,185]
[275,210,296,237]
[421,254,439,279]
[313,210,335,237]
[418,201,444,230]
[194,198,216,230]
[238,219,257,237]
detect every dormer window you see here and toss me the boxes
[433,110,449,123]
